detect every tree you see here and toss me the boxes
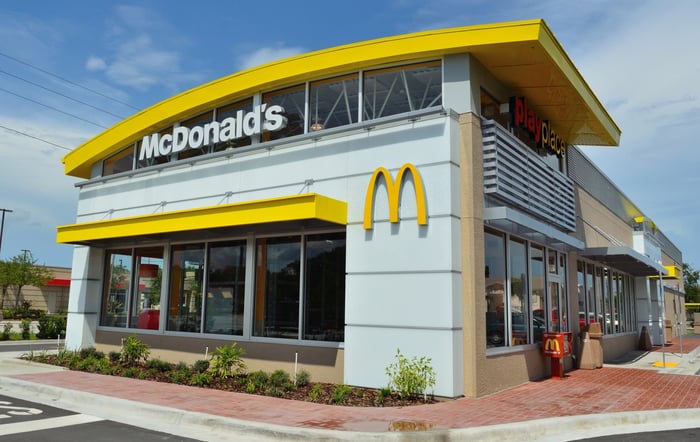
[683,263,700,303]
[0,260,11,309]
[4,252,53,309]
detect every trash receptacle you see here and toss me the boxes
[587,322,603,368]
[542,331,572,379]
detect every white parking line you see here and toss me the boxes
[0,414,104,436]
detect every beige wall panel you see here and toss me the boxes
[576,188,633,247]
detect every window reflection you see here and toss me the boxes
[101,250,132,327]
[363,61,442,120]
[254,236,301,338]
[510,239,528,346]
[303,233,346,341]
[485,230,506,348]
[167,244,205,332]
[103,146,134,176]
[531,246,545,343]
[308,75,359,131]
[205,240,246,335]
[215,99,253,150]
[263,85,305,141]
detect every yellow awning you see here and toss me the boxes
[57,193,346,244]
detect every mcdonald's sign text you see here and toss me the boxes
[363,163,427,230]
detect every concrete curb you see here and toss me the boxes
[2,374,699,441]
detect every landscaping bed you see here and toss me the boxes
[24,337,438,408]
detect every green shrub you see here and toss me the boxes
[79,347,104,360]
[295,369,311,387]
[189,372,211,386]
[20,319,31,339]
[385,348,436,400]
[265,385,283,397]
[333,384,352,404]
[269,369,290,387]
[0,323,11,340]
[209,342,246,378]
[246,381,256,393]
[37,315,66,339]
[192,359,209,373]
[168,371,188,384]
[121,367,138,378]
[248,370,268,388]
[120,335,149,366]
[145,358,172,372]
[108,351,121,363]
[77,356,97,371]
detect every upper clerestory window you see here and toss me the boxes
[363,61,442,120]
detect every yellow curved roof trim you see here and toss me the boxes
[63,19,620,178]
[56,193,347,244]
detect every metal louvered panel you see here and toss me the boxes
[482,120,576,232]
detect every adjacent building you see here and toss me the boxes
[58,19,683,398]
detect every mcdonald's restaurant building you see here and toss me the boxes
[58,19,684,398]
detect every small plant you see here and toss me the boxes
[309,383,323,401]
[108,351,121,363]
[122,367,139,378]
[175,361,190,372]
[376,387,391,406]
[189,372,211,387]
[55,348,73,365]
[77,356,97,371]
[385,348,436,401]
[79,347,104,360]
[1,322,11,340]
[192,359,210,373]
[332,384,352,404]
[295,369,311,387]
[120,335,150,366]
[246,381,256,393]
[209,342,246,378]
[248,370,268,389]
[269,369,290,387]
[168,371,188,384]
[265,385,284,397]
[20,319,31,339]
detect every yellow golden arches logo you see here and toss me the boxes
[363,163,427,230]
[544,337,560,353]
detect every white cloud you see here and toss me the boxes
[85,55,107,71]
[236,46,306,71]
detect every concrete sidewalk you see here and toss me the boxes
[1,337,700,441]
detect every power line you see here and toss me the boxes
[0,69,127,120]
[0,50,140,111]
[0,124,72,151]
[0,86,107,129]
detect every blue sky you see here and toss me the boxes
[1,0,699,271]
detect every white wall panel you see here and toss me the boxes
[344,326,462,397]
[346,272,462,328]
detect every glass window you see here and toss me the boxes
[583,263,600,326]
[103,146,134,176]
[308,74,359,132]
[530,245,546,343]
[363,61,442,120]
[204,240,246,335]
[167,244,205,332]
[485,230,506,348]
[215,98,253,150]
[101,249,132,327]
[254,236,301,338]
[263,85,305,141]
[129,247,164,330]
[509,238,528,346]
[303,232,346,342]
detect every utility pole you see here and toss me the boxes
[0,208,12,257]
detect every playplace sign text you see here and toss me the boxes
[510,97,566,157]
